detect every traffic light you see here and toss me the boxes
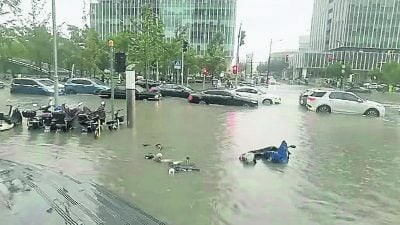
[115,52,126,73]
[233,65,238,74]
[182,40,189,53]
[284,55,289,63]
[240,31,246,46]
[202,68,208,76]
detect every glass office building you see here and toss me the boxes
[290,0,400,77]
[89,0,237,58]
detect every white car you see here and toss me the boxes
[363,82,378,89]
[232,86,281,105]
[306,90,385,117]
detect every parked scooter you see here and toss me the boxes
[78,102,106,138]
[0,104,23,132]
[106,109,124,131]
[52,102,83,132]
[22,104,44,130]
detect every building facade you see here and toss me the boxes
[89,0,237,58]
[290,0,400,78]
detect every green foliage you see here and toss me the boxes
[382,63,400,84]
[202,32,227,76]
[325,62,352,79]
[368,68,384,82]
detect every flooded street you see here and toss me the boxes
[1,85,400,225]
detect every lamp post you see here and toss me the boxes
[266,39,282,87]
[108,40,115,119]
[51,0,59,106]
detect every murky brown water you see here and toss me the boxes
[1,85,400,225]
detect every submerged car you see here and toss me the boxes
[306,90,385,117]
[188,89,258,107]
[99,85,161,101]
[64,78,109,94]
[36,78,65,90]
[10,78,65,95]
[232,86,281,105]
[150,83,193,98]
[345,86,372,93]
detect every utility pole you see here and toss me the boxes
[266,39,272,87]
[250,53,254,78]
[108,40,115,119]
[235,23,242,87]
[51,0,59,106]
[181,49,184,86]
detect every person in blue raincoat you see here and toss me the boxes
[264,141,290,164]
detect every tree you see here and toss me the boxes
[368,68,384,82]
[203,32,227,76]
[325,62,352,79]
[382,63,400,85]
[128,4,165,78]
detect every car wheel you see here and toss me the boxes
[243,103,250,107]
[143,98,148,102]
[66,89,76,94]
[316,105,331,114]
[262,99,273,105]
[199,100,207,105]
[365,108,380,117]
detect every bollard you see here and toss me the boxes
[126,69,136,128]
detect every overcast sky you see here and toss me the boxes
[20,0,314,62]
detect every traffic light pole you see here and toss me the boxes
[266,39,272,87]
[235,23,242,88]
[109,40,115,119]
[181,50,184,86]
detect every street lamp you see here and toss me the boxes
[51,0,60,106]
[266,39,283,87]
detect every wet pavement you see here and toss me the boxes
[0,85,400,225]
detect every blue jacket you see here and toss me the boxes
[264,141,289,164]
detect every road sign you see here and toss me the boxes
[174,60,181,70]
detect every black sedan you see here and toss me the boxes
[98,85,161,101]
[150,83,193,98]
[188,89,258,107]
[345,86,372,93]
[136,79,160,89]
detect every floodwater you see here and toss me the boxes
[0,85,400,225]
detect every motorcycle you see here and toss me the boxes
[0,104,23,132]
[239,141,296,164]
[78,102,106,138]
[106,109,124,131]
[22,104,44,130]
[52,102,83,132]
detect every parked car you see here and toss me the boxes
[345,86,372,93]
[0,81,5,89]
[363,82,378,89]
[64,78,109,94]
[10,78,65,95]
[98,85,161,101]
[299,88,335,106]
[136,79,160,89]
[150,83,193,98]
[36,78,64,90]
[188,89,258,107]
[232,86,281,105]
[306,90,385,117]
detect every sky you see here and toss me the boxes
[19,0,314,62]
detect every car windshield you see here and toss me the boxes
[3,1,399,225]
[37,79,54,86]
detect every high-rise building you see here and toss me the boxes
[290,0,400,79]
[89,0,237,58]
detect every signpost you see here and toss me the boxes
[174,60,181,84]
